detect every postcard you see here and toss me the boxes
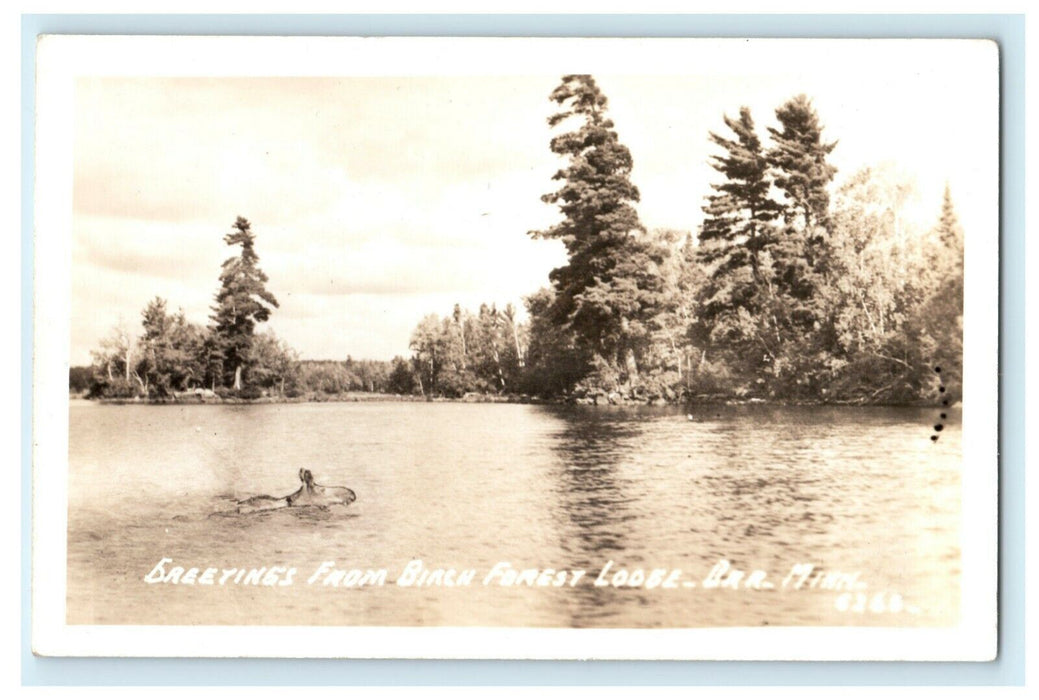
[32,35,998,660]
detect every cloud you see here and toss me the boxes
[71,196,566,364]
[69,67,995,364]
[74,76,561,227]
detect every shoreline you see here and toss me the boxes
[72,391,956,409]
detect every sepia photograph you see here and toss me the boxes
[32,36,999,660]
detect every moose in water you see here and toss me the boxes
[235,469,357,514]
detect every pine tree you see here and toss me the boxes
[767,95,838,235]
[210,216,279,390]
[530,74,664,386]
[935,183,965,256]
[695,107,784,376]
[762,96,840,394]
[700,107,782,275]
[922,184,965,398]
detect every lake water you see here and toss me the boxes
[66,401,961,628]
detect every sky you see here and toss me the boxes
[70,44,996,365]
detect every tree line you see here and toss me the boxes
[80,215,421,400]
[399,75,963,404]
[78,75,963,405]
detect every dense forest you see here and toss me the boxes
[77,75,963,405]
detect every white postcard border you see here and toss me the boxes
[32,35,999,660]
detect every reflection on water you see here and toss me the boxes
[66,402,960,628]
[551,411,641,561]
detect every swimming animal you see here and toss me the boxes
[288,468,357,507]
[235,469,356,514]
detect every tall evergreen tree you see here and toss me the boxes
[763,95,840,393]
[935,183,965,256]
[767,94,838,235]
[695,107,784,375]
[699,107,782,277]
[530,74,664,386]
[922,184,965,399]
[210,216,279,390]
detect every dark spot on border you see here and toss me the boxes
[934,424,944,432]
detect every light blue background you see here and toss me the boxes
[22,13,1025,686]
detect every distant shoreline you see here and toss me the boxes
[69,391,954,409]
